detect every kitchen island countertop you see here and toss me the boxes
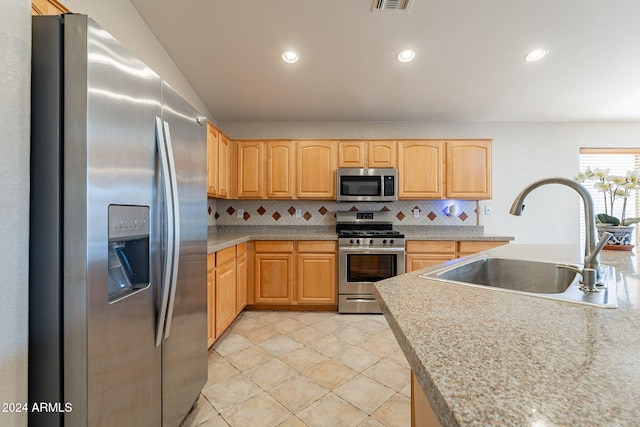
[374,244,640,426]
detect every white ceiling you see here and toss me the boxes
[129,0,640,123]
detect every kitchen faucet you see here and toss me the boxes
[509,177,612,292]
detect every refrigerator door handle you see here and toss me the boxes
[154,116,176,347]
[161,120,181,339]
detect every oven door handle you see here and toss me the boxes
[338,246,406,253]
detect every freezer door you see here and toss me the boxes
[160,81,208,427]
[66,15,163,426]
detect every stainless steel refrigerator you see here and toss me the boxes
[30,14,207,426]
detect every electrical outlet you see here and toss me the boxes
[413,209,420,218]
[482,205,492,215]
[237,208,244,218]
[295,208,302,218]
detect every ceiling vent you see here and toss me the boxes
[372,0,413,12]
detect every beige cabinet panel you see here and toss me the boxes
[237,141,264,198]
[236,251,247,313]
[217,134,230,198]
[255,254,294,303]
[411,372,442,427]
[368,141,396,168]
[215,259,236,337]
[399,141,444,199]
[338,141,366,167]
[457,240,507,257]
[32,0,69,15]
[406,254,456,273]
[296,140,337,199]
[207,122,219,196]
[207,253,215,348]
[446,140,492,199]
[297,253,336,303]
[267,140,295,198]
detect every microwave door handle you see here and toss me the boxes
[380,175,385,197]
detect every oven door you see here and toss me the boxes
[338,246,406,294]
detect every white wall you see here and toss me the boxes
[0,1,30,425]
[219,121,640,245]
[63,0,213,120]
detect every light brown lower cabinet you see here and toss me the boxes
[406,240,509,272]
[207,243,248,348]
[248,240,337,309]
[297,241,336,304]
[411,372,441,427]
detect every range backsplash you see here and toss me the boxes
[208,199,479,227]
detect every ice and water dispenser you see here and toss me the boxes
[108,205,150,302]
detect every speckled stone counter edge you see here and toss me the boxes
[207,225,514,253]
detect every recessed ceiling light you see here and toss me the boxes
[281,50,299,64]
[397,49,415,63]
[524,47,549,62]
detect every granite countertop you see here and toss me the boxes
[207,225,514,253]
[374,244,640,426]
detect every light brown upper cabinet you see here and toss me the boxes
[267,140,295,198]
[338,140,396,168]
[236,140,295,199]
[237,141,264,198]
[446,140,492,199]
[398,140,445,199]
[217,133,231,198]
[207,122,219,196]
[296,140,338,199]
[32,0,69,15]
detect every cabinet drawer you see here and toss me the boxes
[297,240,336,253]
[216,246,236,267]
[236,242,247,256]
[406,241,456,254]
[255,240,294,253]
[457,241,508,254]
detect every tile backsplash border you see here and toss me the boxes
[208,199,479,227]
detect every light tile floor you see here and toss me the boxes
[181,310,411,427]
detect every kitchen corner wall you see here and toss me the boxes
[207,199,478,227]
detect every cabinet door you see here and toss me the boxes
[296,140,337,199]
[446,140,492,199]
[217,134,230,198]
[398,140,444,199]
[32,0,70,15]
[338,141,366,168]
[267,140,295,198]
[215,260,236,337]
[368,141,396,168]
[236,252,247,313]
[237,141,264,198]
[297,253,336,304]
[207,122,218,196]
[207,254,216,347]
[406,254,456,272]
[254,254,294,304]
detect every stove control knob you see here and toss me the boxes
[356,239,361,245]
[390,239,394,245]
[349,239,355,244]
[382,239,388,245]
[370,239,375,245]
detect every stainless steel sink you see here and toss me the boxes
[419,257,618,308]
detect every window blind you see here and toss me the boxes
[578,148,640,246]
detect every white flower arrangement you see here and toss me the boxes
[575,167,640,226]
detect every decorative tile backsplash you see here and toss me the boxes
[208,199,478,227]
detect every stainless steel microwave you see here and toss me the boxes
[336,168,398,202]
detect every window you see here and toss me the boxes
[579,148,640,246]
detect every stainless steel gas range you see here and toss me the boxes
[336,211,406,314]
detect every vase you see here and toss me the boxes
[597,225,635,250]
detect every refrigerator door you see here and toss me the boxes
[160,81,208,427]
[67,15,163,426]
